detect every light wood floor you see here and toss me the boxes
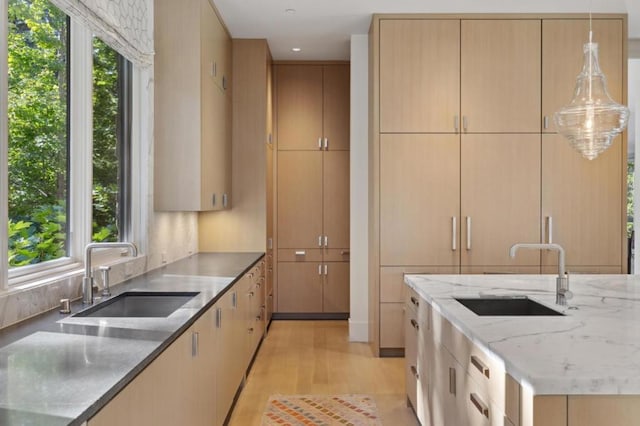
[228,320,419,426]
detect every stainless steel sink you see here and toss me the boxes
[73,291,200,318]
[455,296,564,316]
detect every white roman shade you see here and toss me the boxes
[49,0,154,66]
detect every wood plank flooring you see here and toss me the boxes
[228,320,419,426]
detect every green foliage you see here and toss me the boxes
[7,0,122,266]
[8,204,66,266]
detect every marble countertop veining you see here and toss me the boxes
[404,274,640,395]
[0,252,264,426]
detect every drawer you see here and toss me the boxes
[380,302,404,348]
[324,248,350,262]
[460,370,505,426]
[277,249,323,262]
[436,310,506,412]
[404,287,430,331]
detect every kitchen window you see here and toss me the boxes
[2,0,133,285]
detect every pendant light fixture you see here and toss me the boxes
[553,12,629,160]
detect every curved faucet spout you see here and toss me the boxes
[509,242,569,306]
[83,242,138,304]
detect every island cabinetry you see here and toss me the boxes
[404,286,431,424]
[415,297,520,426]
[154,0,231,211]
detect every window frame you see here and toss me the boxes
[1,3,136,288]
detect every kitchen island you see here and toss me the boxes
[404,274,640,426]
[0,252,265,426]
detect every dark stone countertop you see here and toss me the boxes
[0,252,264,425]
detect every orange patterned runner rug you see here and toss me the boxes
[261,394,383,426]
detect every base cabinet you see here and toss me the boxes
[89,258,266,426]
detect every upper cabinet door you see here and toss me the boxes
[379,19,460,133]
[275,65,323,150]
[542,19,623,133]
[461,20,541,133]
[323,65,350,150]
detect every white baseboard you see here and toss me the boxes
[348,319,369,342]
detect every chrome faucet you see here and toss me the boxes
[509,243,571,306]
[83,242,138,304]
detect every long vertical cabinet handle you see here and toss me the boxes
[232,291,237,309]
[323,138,328,150]
[216,308,222,328]
[318,264,322,275]
[454,115,459,132]
[324,236,328,247]
[318,137,322,149]
[546,216,553,244]
[463,116,468,132]
[191,332,199,357]
[324,264,328,275]
[452,216,457,251]
[318,236,323,247]
[543,116,549,130]
[466,216,472,250]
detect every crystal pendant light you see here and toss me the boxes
[553,27,629,160]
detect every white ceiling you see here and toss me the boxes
[212,0,640,61]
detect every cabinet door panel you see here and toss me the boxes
[380,19,460,133]
[324,151,350,249]
[323,65,350,150]
[541,134,622,268]
[430,345,459,426]
[461,134,541,267]
[276,65,323,150]
[461,20,541,133]
[277,262,323,312]
[277,151,323,248]
[380,134,460,266]
[542,19,623,132]
[323,262,349,313]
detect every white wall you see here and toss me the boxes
[349,34,369,342]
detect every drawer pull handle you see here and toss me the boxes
[410,365,419,380]
[410,296,419,307]
[449,367,456,395]
[295,250,306,256]
[410,318,419,331]
[340,250,350,255]
[470,393,489,419]
[471,355,490,378]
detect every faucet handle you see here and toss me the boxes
[100,266,112,297]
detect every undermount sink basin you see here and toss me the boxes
[73,291,200,318]
[455,296,564,316]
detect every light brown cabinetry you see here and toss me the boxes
[460,134,541,270]
[370,14,626,355]
[89,259,266,426]
[275,65,349,151]
[275,63,350,315]
[89,312,216,426]
[460,20,541,133]
[379,19,460,133]
[154,0,231,211]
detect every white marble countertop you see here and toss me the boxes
[404,274,640,395]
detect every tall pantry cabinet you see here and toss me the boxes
[274,64,350,316]
[370,15,627,355]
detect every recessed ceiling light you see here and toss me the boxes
[291,47,302,52]
[285,8,296,15]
